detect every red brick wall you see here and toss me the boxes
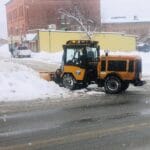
[6,0,101,36]
[6,0,26,36]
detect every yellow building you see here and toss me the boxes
[38,30,136,52]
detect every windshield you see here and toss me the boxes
[66,47,85,65]
[18,46,28,50]
[65,46,99,66]
[86,47,98,61]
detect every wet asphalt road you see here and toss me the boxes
[0,78,150,150]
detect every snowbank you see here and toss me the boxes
[0,60,69,102]
[31,51,63,64]
[0,44,11,59]
[138,52,150,76]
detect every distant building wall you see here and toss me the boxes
[38,31,136,52]
[102,22,150,39]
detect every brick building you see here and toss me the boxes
[6,0,101,36]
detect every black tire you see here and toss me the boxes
[121,82,129,91]
[82,82,88,88]
[62,74,76,90]
[104,76,122,94]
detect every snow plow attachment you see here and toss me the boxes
[39,72,55,81]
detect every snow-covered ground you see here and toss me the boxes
[0,60,71,102]
[0,44,150,102]
[0,44,11,59]
[31,51,63,65]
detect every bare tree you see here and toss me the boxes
[59,5,98,40]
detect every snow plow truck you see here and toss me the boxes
[52,40,145,94]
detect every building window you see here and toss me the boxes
[13,9,17,20]
[60,14,65,25]
[19,6,24,17]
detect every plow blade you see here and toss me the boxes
[39,72,55,81]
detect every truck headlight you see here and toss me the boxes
[76,70,81,75]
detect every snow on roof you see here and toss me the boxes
[38,30,136,37]
[101,0,150,23]
[102,18,150,24]
[26,33,37,41]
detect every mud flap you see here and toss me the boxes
[134,80,146,86]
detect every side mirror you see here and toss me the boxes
[63,45,66,50]
[97,46,100,56]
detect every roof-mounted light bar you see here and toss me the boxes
[66,40,98,45]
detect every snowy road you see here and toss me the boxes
[0,79,150,150]
[11,58,60,72]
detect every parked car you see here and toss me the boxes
[13,46,31,58]
[137,43,150,52]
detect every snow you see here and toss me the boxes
[0,44,11,59]
[31,51,63,64]
[0,60,70,102]
[25,33,37,41]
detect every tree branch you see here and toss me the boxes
[59,8,97,40]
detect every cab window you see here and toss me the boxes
[108,60,127,72]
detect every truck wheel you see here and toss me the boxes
[82,82,88,88]
[121,82,129,91]
[62,74,76,90]
[104,76,122,94]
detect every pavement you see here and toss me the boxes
[0,78,150,150]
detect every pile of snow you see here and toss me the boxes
[0,44,11,59]
[138,52,150,76]
[0,60,69,102]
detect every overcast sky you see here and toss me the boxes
[0,0,9,38]
[0,0,150,38]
